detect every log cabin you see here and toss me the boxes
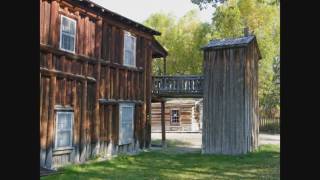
[151,99,203,132]
[40,0,167,169]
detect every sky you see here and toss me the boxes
[90,0,215,23]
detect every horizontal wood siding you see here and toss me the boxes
[151,101,201,131]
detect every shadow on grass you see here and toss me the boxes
[41,144,279,180]
[151,139,193,147]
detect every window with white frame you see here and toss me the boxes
[55,111,73,149]
[119,103,134,145]
[171,109,180,124]
[60,15,76,53]
[123,31,136,67]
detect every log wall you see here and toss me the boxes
[40,0,153,168]
[202,42,259,155]
[151,100,201,132]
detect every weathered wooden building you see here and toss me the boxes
[40,0,167,168]
[151,99,202,132]
[201,32,262,154]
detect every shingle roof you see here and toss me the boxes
[202,35,256,50]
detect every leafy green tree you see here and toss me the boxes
[144,10,212,75]
[191,0,227,9]
[193,0,280,116]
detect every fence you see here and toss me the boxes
[259,117,280,133]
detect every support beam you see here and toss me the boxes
[163,57,167,75]
[45,74,57,168]
[80,63,88,162]
[160,100,166,148]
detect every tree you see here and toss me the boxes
[191,0,227,9]
[144,10,212,75]
[191,0,279,9]
[191,0,280,116]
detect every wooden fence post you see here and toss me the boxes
[161,100,166,148]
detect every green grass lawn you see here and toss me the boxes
[41,144,279,180]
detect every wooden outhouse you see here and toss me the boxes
[201,33,262,154]
[40,0,167,168]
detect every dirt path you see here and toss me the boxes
[151,132,279,153]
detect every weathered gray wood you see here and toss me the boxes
[202,39,259,155]
[152,75,204,98]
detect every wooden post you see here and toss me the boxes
[145,42,152,148]
[80,62,88,162]
[163,57,167,75]
[45,73,56,168]
[92,18,102,157]
[49,0,59,48]
[92,63,101,156]
[72,80,80,163]
[161,100,166,148]
[40,77,49,167]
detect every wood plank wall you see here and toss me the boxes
[151,101,201,131]
[202,44,259,155]
[40,0,154,168]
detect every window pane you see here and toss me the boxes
[123,33,136,66]
[171,110,180,123]
[70,21,75,34]
[119,105,134,145]
[61,34,75,52]
[130,36,135,50]
[57,131,71,147]
[60,16,76,52]
[125,36,132,50]
[62,17,75,35]
[55,112,73,148]
[57,113,71,130]
[125,50,133,65]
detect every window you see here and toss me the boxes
[119,103,134,145]
[123,31,136,67]
[60,15,76,53]
[55,111,73,149]
[171,109,180,124]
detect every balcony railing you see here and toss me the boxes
[152,75,204,98]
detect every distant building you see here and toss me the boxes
[151,99,203,132]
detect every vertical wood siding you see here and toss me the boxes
[202,44,259,155]
[40,0,154,168]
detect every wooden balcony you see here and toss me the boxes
[152,75,204,99]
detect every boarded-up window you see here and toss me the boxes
[123,31,136,67]
[60,15,76,53]
[55,111,73,149]
[171,109,180,124]
[119,103,134,145]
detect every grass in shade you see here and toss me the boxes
[42,144,279,180]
